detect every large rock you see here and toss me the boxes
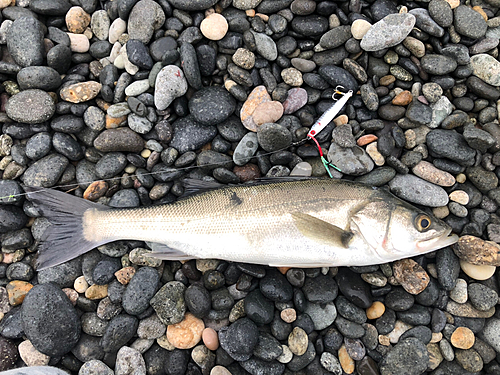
[21,283,80,356]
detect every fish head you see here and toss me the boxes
[351,195,458,261]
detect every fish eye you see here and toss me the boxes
[415,215,431,231]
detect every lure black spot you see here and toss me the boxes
[230,192,243,206]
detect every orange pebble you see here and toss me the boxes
[202,327,219,351]
[115,266,136,285]
[366,301,385,320]
[451,327,475,349]
[83,180,108,201]
[167,313,205,349]
[105,114,127,129]
[6,280,33,306]
[357,134,378,146]
[338,345,355,374]
[277,267,291,274]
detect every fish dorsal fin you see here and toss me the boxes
[182,178,226,197]
[145,242,197,260]
[291,212,353,248]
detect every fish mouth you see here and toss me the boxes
[416,229,459,252]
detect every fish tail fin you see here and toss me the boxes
[24,186,111,270]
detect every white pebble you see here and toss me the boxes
[460,260,496,281]
[277,345,293,364]
[290,162,312,177]
[109,17,126,44]
[449,190,470,205]
[449,278,468,304]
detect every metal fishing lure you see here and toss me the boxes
[307,86,353,177]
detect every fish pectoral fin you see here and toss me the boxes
[145,242,197,260]
[291,212,353,248]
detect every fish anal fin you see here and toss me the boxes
[291,212,353,248]
[145,242,197,260]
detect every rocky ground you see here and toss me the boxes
[1,0,500,374]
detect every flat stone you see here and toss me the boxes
[470,54,500,86]
[412,161,455,187]
[94,128,144,153]
[327,143,374,176]
[7,17,44,67]
[6,89,55,124]
[240,85,271,131]
[453,235,500,266]
[127,0,165,44]
[454,5,487,39]
[360,13,416,51]
[252,101,283,126]
[393,259,430,295]
[446,300,495,318]
[388,174,449,207]
[60,81,102,103]
[154,65,188,111]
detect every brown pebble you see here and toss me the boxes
[412,161,455,187]
[83,180,108,201]
[281,308,297,323]
[85,284,108,300]
[378,335,391,346]
[167,312,205,349]
[277,267,290,274]
[6,280,33,306]
[393,258,430,295]
[66,6,91,34]
[333,114,349,126]
[94,128,145,153]
[453,235,500,266]
[62,288,78,306]
[202,327,219,351]
[357,134,378,146]
[240,85,271,131]
[451,327,475,349]
[233,163,261,182]
[392,90,413,106]
[472,6,488,21]
[366,301,385,320]
[251,101,284,126]
[105,114,127,129]
[60,81,101,103]
[288,327,308,356]
[379,75,396,86]
[338,344,355,374]
[115,266,136,285]
[446,300,495,318]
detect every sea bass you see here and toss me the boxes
[25,179,458,270]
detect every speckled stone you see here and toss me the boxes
[6,90,55,124]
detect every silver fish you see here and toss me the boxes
[0,366,69,375]
[26,179,458,270]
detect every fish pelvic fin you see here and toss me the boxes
[24,186,111,270]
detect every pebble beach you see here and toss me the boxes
[1,0,500,374]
